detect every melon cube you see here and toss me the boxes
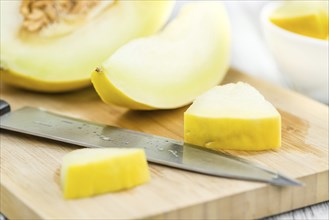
[184,82,281,151]
[61,148,150,199]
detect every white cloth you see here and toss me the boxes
[224,1,288,87]
[172,1,288,87]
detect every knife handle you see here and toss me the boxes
[0,100,11,116]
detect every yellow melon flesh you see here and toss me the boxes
[184,82,281,151]
[91,2,230,110]
[61,148,150,199]
[0,1,174,92]
[270,1,329,40]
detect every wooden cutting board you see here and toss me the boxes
[0,69,328,220]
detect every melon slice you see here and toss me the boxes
[184,82,281,151]
[91,2,230,110]
[61,148,150,199]
[0,0,174,92]
[270,1,329,40]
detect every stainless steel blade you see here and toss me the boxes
[0,107,302,186]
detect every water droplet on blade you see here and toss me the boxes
[168,149,179,157]
[100,136,112,141]
[156,146,164,151]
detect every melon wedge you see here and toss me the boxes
[91,2,230,110]
[184,82,281,151]
[61,148,150,199]
[0,0,174,92]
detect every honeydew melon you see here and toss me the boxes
[61,148,150,199]
[0,0,174,92]
[184,82,281,151]
[91,2,230,110]
[270,1,329,39]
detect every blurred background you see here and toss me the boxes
[174,0,328,104]
[225,1,286,85]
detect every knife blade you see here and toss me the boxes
[0,100,302,186]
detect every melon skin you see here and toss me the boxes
[0,1,175,92]
[184,82,281,151]
[61,148,150,199]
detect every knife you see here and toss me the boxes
[0,100,302,186]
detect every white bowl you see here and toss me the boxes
[260,2,328,104]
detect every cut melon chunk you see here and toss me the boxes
[61,148,150,199]
[91,2,230,109]
[270,1,329,40]
[184,82,281,151]
[0,0,174,92]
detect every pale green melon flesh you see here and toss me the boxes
[0,1,174,87]
[97,2,231,109]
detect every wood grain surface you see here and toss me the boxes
[0,69,328,219]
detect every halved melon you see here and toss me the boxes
[91,2,230,110]
[0,0,174,92]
